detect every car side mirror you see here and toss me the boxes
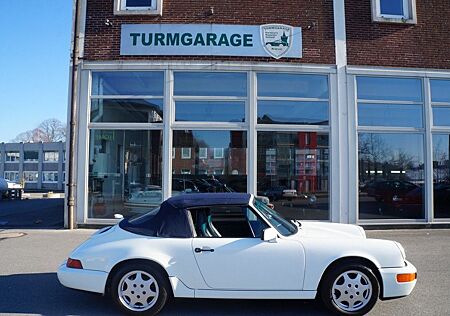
[262,227,278,242]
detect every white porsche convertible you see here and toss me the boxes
[58,193,417,315]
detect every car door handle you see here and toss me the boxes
[195,247,215,253]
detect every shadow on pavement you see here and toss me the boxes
[0,273,331,315]
[0,199,64,229]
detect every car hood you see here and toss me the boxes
[294,221,366,239]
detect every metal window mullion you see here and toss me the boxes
[424,78,434,223]
[357,126,424,133]
[90,95,163,99]
[248,71,257,195]
[256,124,330,132]
[431,127,450,133]
[257,96,329,102]
[173,95,246,101]
[171,122,247,130]
[431,102,450,107]
[88,123,164,130]
[347,74,359,224]
[162,69,174,200]
[357,99,423,105]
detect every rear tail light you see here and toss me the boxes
[66,258,83,269]
[396,273,417,283]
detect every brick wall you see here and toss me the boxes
[346,0,450,69]
[83,0,335,64]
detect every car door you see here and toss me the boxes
[191,205,305,291]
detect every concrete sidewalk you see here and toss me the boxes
[0,228,449,315]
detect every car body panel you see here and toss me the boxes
[192,237,305,290]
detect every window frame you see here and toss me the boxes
[114,0,162,16]
[181,147,191,159]
[42,171,59,183]
[6,151,20,162]
[371,0,417,24]
[44,151,59,163]
[23,171,39,183]
[4,171,19,182]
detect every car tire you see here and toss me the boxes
[320,263,379,316]
[110,262,170,316]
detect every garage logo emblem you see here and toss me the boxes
[261,24,294,59]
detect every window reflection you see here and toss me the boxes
[257,132,329,220]
[357,77,422,102]
[90,99,163,123]
[258,101,329,125]
[257,73,329,98]
[432,134,450,218]
[358,133,425,219]
[175,101,245,122]
[88,130,162,219]
[172,130,247,194]
[92,72,164,96]
[174,72,247,97]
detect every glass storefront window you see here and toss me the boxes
[90,99,163,123]
[257,132,330,220]
[88,130,162,219]
[432,134,450,218]
[257,73,329,99]
[431,79,450,103]
[175,101,245,122]
[258,101,329,125]
[357,77,422,102]
[358,133,425,220]
[172,130,247,194]
[92,72,164,96]
[358,103,423,127]
[174,72,247,97]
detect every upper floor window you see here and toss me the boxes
[44,151,59,162]
[371,0,417,24]
[6,152,20,162]
[114,0,162,15]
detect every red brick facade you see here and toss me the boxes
[83,0,336,64]
[345,0,450,69]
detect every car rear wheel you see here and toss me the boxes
[320,264,379,315]
[110,263,170,315]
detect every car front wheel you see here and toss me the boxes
[320,264,379,315]
[110,263,170,315]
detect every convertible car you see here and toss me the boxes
[58,193,417,316]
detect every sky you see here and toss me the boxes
[0,1,72,143]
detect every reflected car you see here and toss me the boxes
[364,180,418,205]
[402,183,450,211]
[58,193,417,316]
[262,186,285,201]
[127,191,163,205]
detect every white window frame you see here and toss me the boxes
[6,152,20,162]
[213,148,224,159]
[42,171,59,183]
[181,147,191,159]
[4,171,19,182]
[371,0,417,24]
[23,171,39,183]
[44,151,59,163]
[199,147,208,159]
[114,0,162,16]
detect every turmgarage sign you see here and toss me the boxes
[120,24,302,59]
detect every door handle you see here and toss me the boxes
[195,247,215,253]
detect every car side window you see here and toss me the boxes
[189,205,268,238]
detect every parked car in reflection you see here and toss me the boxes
[262,186,286,201]
[364,180,419,205]
[401,183,450,211]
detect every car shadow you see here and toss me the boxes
[0,273,332,315]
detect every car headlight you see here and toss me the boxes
[395,241,406,260]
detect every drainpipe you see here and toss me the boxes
[67,0,81,229]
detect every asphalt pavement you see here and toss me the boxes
[0,228,449,316]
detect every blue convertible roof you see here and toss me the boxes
[119,193,252,238]
[167,193,252,209]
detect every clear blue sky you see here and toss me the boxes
[0,1,72,143]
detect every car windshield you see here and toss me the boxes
[253,199,298,236]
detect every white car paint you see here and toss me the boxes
[57,194,416,305]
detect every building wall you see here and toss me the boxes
[345,0,450,69]
[0,142,66,191]
[83,0,336,64]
